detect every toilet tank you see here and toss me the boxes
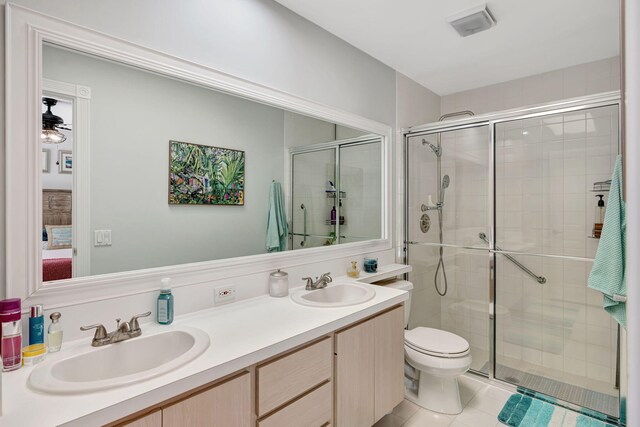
[384,280,413,327]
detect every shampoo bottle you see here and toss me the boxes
[157,278,174,325]
[593,194,605,238]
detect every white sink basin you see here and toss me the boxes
[291,283,375,307]
[29,326,210,394]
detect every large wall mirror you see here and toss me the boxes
[6,5,391,302]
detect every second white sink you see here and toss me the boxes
[291,282,375,308]
[29,326,210,394]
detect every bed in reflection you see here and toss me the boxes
[42,189,72,281]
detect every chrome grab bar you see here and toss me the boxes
[300,204,307,247]
[479,233,547,284]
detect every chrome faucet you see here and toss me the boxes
[303,272,332,290]
[80,311,151,347]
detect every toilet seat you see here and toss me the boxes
[404,327,470,358]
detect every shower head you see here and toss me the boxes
[441,174,450,189]
[439,174,450,202]
[422,139,442,157]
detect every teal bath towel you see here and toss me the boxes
[588,155,626,328]
[266,181,288,252]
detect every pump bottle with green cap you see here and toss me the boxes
[157,278,174,325]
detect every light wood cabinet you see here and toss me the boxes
[119,410,162,427]
[257,382,332,427]
[335,306,405,426]
[373,307,405,422]
[335,318,375,427]
[257,337,332,416]
[163,372,251,427]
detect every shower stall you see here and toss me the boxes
[289,135,383,249]
[404,92,623,422]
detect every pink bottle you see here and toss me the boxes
[0,298,22,371]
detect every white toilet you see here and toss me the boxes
[388,280,472,415]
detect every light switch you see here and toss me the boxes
[94,230,112,247]
[94,230,103,246]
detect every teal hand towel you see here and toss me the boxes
[266,181,288,252]
[588,155,626,328]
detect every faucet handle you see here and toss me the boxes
[302,277,314,289]
[80,324,108,341]
[321,272,332,282]
[129,311,152,332]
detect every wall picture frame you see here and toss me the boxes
[58,150,72,174]
[41,148,50,173]
[169,140,245,205]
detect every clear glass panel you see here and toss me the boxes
[495,105,619,256]
[339,141,382,243]
[407,125,490,248]
[407,245,490,373]
[291,149,336,249]
[495,253,619,417]
[494,104,620,417]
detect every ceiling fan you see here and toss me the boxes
[42,97,72,143]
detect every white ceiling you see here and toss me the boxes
[273,0,620,95]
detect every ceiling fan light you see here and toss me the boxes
[41,128,67,144]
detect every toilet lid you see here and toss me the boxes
[405,327,470,357]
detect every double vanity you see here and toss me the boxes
[3,265,410,426]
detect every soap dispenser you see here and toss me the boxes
[157,278,174,325]
[347,261,360,278]
[593,194,605,238]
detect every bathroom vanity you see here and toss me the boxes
[117,306,403,427]
[3,278,408,427]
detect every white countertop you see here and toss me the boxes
[1,269,409,427]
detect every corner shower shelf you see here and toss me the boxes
[325,219,345,225]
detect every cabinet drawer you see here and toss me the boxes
[163,372,251,427]
[257,337,332,416]
[258,382,332,427]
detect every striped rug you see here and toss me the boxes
[482,362,619,417]
[498,394,617,427]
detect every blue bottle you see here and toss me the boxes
[29,304,45,345]
[157,278,174,325]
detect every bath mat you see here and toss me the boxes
[498,394,617,426]
[481,362,619,417]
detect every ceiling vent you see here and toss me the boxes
[448,4,496,37]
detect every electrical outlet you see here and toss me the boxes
[214,285,236,304]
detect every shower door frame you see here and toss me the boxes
[403,91,625,422]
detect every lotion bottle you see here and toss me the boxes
[47,312,63,353]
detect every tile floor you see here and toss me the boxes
[373,374,594,427]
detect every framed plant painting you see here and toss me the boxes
[169,140,245,205]
[58,150,72,174]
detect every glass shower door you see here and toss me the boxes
[405,124,491,374]
[494,104,620,417]
[291,148,336,249]
[339,140,383,243]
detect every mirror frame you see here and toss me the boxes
[5,4,393,308]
